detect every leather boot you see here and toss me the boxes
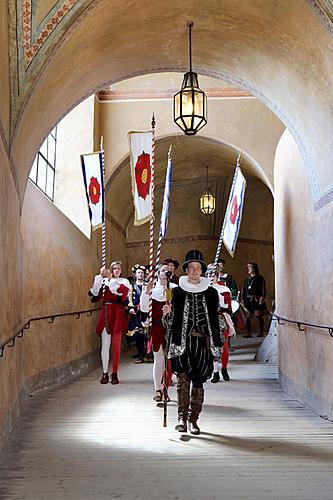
[175,373,190,432]
[188,388,204,435]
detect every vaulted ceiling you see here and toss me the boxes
[5,0,333,207]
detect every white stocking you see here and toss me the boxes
[153,345,165,391]
[213,360,219,373]
[101,328,111,373]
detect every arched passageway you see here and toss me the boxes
[1,2,333,486]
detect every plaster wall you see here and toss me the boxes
[0,182,99,450]
[100,81,284,189]
[275,130,333,419]
[0,144,22,344]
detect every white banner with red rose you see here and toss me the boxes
[128,131,154,225]
[222,167,246,257]
[81,152,105,230]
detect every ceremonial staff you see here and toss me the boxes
[148,114,156,330]
[100,137,107,296]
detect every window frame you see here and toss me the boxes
[29,127,57,201]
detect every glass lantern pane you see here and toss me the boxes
[181,91,194,116]
[184,116,193,129]
[194,91,204,115]
[193,116,202,129]
[174,93,181,118]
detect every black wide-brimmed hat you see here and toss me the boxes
[182,250,207,273]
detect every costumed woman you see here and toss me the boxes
[163,250,226,435]
[140,265,177,401]
[89,261,131,384]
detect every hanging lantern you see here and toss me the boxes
[174,22,207,136]
[200,166,215,215]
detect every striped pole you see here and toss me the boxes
[211,151,242,283]
[100,138,106,296]
[155,145,172,270]
[148,114,156,329]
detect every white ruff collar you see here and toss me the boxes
[179,276,209,293]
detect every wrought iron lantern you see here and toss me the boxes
[174,22,207,135]
[200,166,215,215]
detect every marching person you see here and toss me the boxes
[127,264,147,364]
[163,258,180,285]
[140,265,177,402]
[241,262,267,338]
[163,250,226,435]
[89,261,131,385]
[206,264,236,383]
[217,258,238,300]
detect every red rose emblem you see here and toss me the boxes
[135,151,151,200]
[89,177,101,205]
[230,196,238,224]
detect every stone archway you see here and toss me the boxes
[8,0,333,209]
[103,134,274,296]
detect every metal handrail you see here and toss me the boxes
[0,306,101,358]
[271,313,333,337]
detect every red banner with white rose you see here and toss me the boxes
[128,131,154,225]
[81,151,105,230]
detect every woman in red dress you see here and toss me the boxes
[89,261,131,385]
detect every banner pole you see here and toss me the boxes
[211,151,241,283]
[155,145,172,270]
[148,114,156,330]
[100,137,106,296]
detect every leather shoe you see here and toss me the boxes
[100,373,109,384]
[211,372,220,383]
[111,373,119,385]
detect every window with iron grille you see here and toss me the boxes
[29,127,57,200]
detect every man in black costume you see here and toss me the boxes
[163,250,225,435]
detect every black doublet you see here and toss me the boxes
[168,285,225,382]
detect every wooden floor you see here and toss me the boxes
[1,339,333,500]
